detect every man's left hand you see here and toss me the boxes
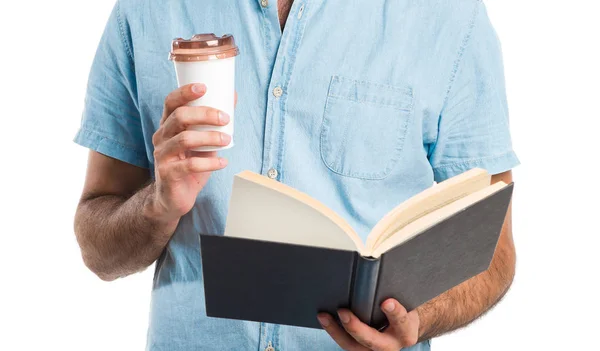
[317,299,420,351]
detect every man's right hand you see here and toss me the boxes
[149,83,232,225]
[75,83,234,280]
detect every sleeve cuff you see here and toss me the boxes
[74,128,150,169]
[432,151,520,183]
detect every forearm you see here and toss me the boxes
[416,230,516,341]
[74,182,178,281]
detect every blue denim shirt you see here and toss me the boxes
[75,0,519,350]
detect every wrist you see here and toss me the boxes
[142,183,181,233]
[416,305,434,342]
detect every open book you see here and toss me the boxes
[200,169,513,329]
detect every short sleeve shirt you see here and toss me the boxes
[75,1,519,350]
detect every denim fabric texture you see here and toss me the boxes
[74,0,519,349]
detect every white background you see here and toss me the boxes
[1,1,598,350]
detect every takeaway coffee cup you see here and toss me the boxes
[169,34,239,151]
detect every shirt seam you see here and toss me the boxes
[327,94,412,111]
[78,127,147,157]
[332,76,414,93]
[432,150,516,171]
[116,0,134,61]
[428,1,482,160]
[441,0,482,108]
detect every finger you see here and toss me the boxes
[234,91,238,106]
[381,300,418,347]
[159,157,227,181]
[155,131,231,160]
[162,106,229,139]
[186,150,217,159]
[317,313,368,351]
[338,309,400,351]
[161,83,207,124]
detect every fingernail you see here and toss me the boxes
[219,112,230,124]
[384,301,395,312]
[317,315,330,327]
[338,310,350,324]
[219,158,228,167]
[192,84,206,94]
[221,133,232,145]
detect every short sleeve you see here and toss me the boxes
[428,3,519,182]
[74,1,149,169]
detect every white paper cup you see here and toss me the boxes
[170,34,239,152]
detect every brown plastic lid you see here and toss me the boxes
[169,34,239,62]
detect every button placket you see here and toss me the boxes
[260,1,310,182]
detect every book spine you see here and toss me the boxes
[350,256,381,325]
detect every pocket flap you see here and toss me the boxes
[327,76,413,110]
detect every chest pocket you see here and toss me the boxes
[320,76,414,180]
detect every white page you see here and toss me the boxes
[225,175,362,252]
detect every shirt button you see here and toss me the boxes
[265,342,275,351]
[260,0,268,7]
[273,86,283,97]
[267,168,278,179]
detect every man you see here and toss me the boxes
[74,0,519,350]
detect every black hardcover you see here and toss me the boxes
[369,183,514,329]
[200,235,356,328]
[200,183,513,329]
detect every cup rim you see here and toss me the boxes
[169,34,239,62]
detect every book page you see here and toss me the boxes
[224,172,364,252]
[366,168,491,251]
[369,181,507,258]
